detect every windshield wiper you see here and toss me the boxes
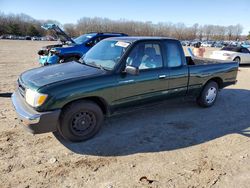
[77,58,86,64]
[87,61,109,71]
[78,58,109,71]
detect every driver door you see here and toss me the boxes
[113,42,169,109]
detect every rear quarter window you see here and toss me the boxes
[164,41,182,67]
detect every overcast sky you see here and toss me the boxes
[0,0,249,34]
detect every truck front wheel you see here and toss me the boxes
[59,100,104,142]
[197,81,219,107]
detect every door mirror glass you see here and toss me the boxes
[125,65,139,75]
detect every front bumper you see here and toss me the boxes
[11,91,61,134]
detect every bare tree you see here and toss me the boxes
[226,25,234,41]
[0,12,246,41]
[234,24,243,40]
[64,23,77,37]
[172,23,186,40]
[203,25,214,40]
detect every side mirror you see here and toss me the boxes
[125,65,139,75]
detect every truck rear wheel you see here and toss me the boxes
[197,81,219,107]
[59,100,104,142]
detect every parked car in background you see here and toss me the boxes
[213,41,225,48]
[38,24,128,66]
[18,36,26,40]
[201,41,215,47]
[190,41,201,47]
[25,36,31,40]
[12,37,238,142]
[181,40,191,46]
[210,46,250,64]
[1,35,42,41]
[32,36,40,41]
[40,36,56,41]
[7,35,18,40]
[241,41,250,48]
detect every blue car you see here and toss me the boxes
[38,24,127,65]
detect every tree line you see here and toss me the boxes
[0,12,248,41]
[65,17,245,41]
[0,12,60,37]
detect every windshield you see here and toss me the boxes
[81,40,130,70]
[73,33,96,44]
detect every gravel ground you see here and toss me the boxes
[0,40,249,188]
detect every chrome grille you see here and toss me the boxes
[17,79,25,97]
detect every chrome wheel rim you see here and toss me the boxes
[206,87,217,104]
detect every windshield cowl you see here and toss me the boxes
[78,58,108,71]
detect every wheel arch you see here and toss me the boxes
[233,56,241,62]
[210,77,223,89]
[205,77,223,89]
[61,96,110,115]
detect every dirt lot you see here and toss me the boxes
[0,40,249,188]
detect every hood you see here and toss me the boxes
[42,24,75,44]
[20,61,106,89]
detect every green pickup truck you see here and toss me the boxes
[12,37,238,142]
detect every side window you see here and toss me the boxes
[164,41,182,67]
[126,43,163,70]
[241,48,250,53]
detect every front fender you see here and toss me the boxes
[46,55,60,65]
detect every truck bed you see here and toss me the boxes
[185,56,238,97]
[186,56,233,65]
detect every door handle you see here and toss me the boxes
[118,79,135,84]
[158,75,166,79]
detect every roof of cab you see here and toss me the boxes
[105,36,178,43]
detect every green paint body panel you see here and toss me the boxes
[17,38,239,116]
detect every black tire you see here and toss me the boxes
[233,57,240,64]
[58,100,104,142]
[197,81,219,107]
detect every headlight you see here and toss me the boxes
[25,89,48,107]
